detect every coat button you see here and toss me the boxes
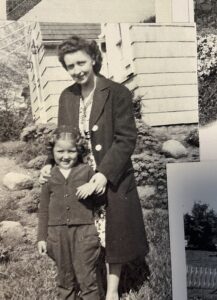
[67,218,70,222]
[66,206,70,210]
[92,125,98,132]
[95,144,102,151]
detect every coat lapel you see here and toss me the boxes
[69,84,81,128]
[89,76,110,130]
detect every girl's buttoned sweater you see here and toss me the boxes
[38,163,94,241]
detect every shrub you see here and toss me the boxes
[20,123,56,142]
[135,120,161,154]
[197,34,217,125]
[17,123,57,165]
[184,128,199,147]
[0,109,29,142]
[15,141,47,165]
[197,34,217,80]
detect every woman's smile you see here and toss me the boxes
[63,50,95,86]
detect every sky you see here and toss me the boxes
[167,161,217,215]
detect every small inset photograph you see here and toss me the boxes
[167,161,217,300]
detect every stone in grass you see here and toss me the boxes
[138,185,156,209]
[3,172,34,191]
[26,155,47,170]
[162,140,188,159]
[0,221,25,247]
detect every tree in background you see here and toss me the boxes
[0,21,32,141]
[184,202,217,250]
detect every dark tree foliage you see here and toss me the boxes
[184,202,217,251]
[198,75,217,126]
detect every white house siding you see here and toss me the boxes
[129,23,198,126]
[40,49,72,123]
[26,22,47,123]
[103,23,198,126]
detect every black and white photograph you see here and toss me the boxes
[167,161,217,300]
[0,0,203,299]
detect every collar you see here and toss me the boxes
[69,74,111,94]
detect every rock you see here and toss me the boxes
[138,185,156,201]
[0,221,25,247]
[162,140,188,158]
[3,172,34,191]
[20,125,37,141]
[26,155,47,170]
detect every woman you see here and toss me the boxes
[41,35,148,300]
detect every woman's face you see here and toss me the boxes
[64,50,95,86]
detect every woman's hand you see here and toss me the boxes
[76,182,97,199]
[39,165,52,184]
[89,172,107,195]
[38,240,47,255]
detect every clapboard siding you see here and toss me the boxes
[43,81,71,101]
[141,97,198,113]
[130,24,196,42]
[134,57,197,74]
[44,94,59,111]
[122,75,138,92]
[132,42,197,58]
[40,23,101,41]
[143,111,198,126]
[40,55,60,73]
[46,105,58,122]
[127,23,198,125]
[41,66,71,84]
[47,116,58,123]
[136,73,197,87]
[137,84,198,100]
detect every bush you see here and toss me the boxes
[197,34,217,125]
[0,110,28,142]
[184,128,199,147]
[20,123,56,142]
[197,34,217,79]
[17,123,57,165]
[135,121,161,154]
[15,141,47,165]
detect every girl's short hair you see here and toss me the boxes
[58,35,102,74]
[48,125,87,162]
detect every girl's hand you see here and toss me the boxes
[89,172,107,195]
[76,182,97,199]
[39,165,52,184]
[38,240,47,255]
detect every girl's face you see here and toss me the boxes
[64,50,95,86]
[53,139,78,169]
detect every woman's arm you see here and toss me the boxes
[97,86,137,186]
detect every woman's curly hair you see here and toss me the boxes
[58,35,102,74]
[47,125,88,162]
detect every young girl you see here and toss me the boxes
[37,126,102,300]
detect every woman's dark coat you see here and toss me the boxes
[58,75,148,263]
